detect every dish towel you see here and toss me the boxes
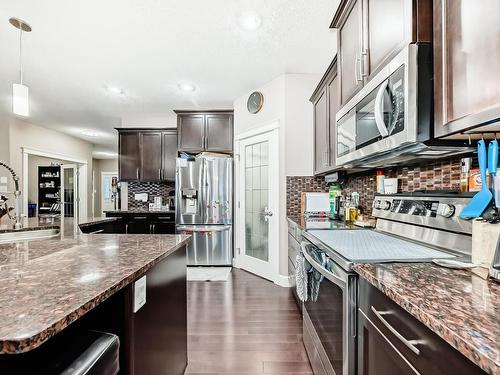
[295,252,309,302]
[307,248,326,302]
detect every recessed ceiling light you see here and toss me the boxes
[238,12,262,31]
[80,129,101,137]
[104,86,124,95]
[178,83,196,92]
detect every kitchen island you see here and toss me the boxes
[0,217,190,374]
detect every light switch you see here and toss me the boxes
[0,177,7,184]
[134,276,147,313]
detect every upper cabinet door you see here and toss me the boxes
[141,132,163,181]
[313,88,329,174]
[119,132,140,181]
[327,74,339,167]
[339,0,364,105]
[434,0,500,137]
[205,114,233,152]
[178,115,205,152]
[366,0,411,77]
[162,131,177,180]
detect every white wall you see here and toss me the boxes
[8,117,94,216]
[121,113,177,128]
[284,74,318,176]
[0,113,11,197]
[234,75,286,137]
[234,73,320,281]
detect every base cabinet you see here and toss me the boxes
[357,279,484,375]
[131,244,187,375]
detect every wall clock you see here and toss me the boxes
[247,91,264,114]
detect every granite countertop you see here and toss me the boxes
[104,210,175,214]
[353,263,499,374]
[0,217,190,354]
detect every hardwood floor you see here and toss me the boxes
[185,268,312,375]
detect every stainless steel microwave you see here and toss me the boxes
[335,44,471,168]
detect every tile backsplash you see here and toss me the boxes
[286,157,466,217]
[127,181,175,210]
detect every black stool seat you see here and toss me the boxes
[58,331,120,375]
[0,330,120,375]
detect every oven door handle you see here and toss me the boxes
[374,79,390,137]
[301,242,346,288]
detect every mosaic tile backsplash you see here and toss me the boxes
[127,181,175,210]
[286,157,465,217]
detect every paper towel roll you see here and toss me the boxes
[471,220,500,268]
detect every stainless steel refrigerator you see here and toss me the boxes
[175,155,232,266]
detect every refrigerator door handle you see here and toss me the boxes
[176,225,232,232]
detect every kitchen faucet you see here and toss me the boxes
[0,161,23,229]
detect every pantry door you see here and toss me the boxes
[235,126,279,282]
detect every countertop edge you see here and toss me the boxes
[0,235,191,354]
[353,264,498,374]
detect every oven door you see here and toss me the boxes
[336,45,420,166]
[301,241,357,375]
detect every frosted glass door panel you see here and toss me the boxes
[244,141,269,262]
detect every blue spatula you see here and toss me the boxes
[488,139,498,208]
[460,140,493,218]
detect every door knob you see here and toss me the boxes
[263,207,273,222]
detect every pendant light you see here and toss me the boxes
[9,17,32,117]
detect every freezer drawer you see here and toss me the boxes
[176,225,232,266]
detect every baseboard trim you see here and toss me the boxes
[274,274,293,287]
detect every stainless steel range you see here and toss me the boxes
[300,192,473,375]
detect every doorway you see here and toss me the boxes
[101,171,118,215]
[22,147,88,223]
[234,125,279,282]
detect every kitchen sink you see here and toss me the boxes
[0,228,60,243]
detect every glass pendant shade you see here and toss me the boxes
[12,83,29,116]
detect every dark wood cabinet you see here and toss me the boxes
[117,129,177,182]
[140,132,162,181]
[132,246,187,375]
[338,0,363,105]
[310,58,339,175]
[434,0,500,137]
[176,110,233,153]
[177,115,205,152]
[327,73,339,167]
[205,114,233,152]
[331,0,432,105]
[365,0,411,78]
[313,88,328,174]
[119,132,141,180]
[358,279,484,375]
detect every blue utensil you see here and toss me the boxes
[460,140,493,218]
[488,139,498,207]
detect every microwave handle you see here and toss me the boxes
[374,79,389,137]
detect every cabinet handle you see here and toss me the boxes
[136,167,139,180]
[371,306,426,355]
[360,50,368,79]
[355,55,362,83]
[158,168,161,180]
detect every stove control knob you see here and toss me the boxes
[381,200,391,210]
[437,203,455,218]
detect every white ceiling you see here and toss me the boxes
[0,0,339,155]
